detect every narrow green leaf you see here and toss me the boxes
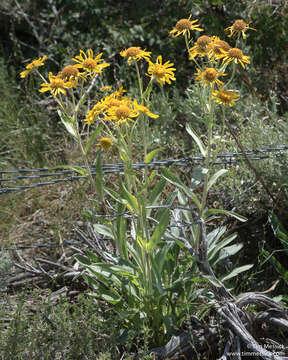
[207,226,227,248]
[221,264,253,282]
[148,209,170,252]
[120,182,139,215]
[105,187,121,202]
[51,164,87,176]
[161,168,201,210]
[116,202,128,259]
[93,224,114,239]
[202,275,222,287]
[213,243,243,265]
[207,169,228,191]
[205,208,247,222]
[75,254,91,266]
[186,123,206,157]
[208,232,238,261]
[57,110,77,138]
[95,149,104,201]
[84,125,103,155]
[145,147,164,164]
[148,178,166,206]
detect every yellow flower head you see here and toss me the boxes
[212,89,240,106]
[189,35,212,60]
[225,19,256,40]
[83,86,131,126]
[220,47,250,69]
[169,15,204,38]
[195,67,227,88]
[104,97,158,126]
[57,65,85,87]
[208,36,231,59]
[20,55,47,78]
[105,99,139,126]
[72,49,110,77]
[96,137,113,151]
[39,72,72,97]
[84,101,107,125]
[146,55,176,86]
[120,47,151,66]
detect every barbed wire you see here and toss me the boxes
[0,144,287,194]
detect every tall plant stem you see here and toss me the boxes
[135,61,143,99]
[195,98,215,251]
[76,130,97,193]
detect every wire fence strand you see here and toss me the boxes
[0,144,287,194]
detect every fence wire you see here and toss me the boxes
[0,144,287,194]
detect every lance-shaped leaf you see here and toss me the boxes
[161,168,201,210]
[148,208,170,253]
[207,169,228,191]
[57,110,77,139]
[52,164,88,177]
[145,147,164,164]
[186,123,206,157]
[84,124,104,155]
[205,208,247,222]
[94,149,104,201]
[221,264,253,282]
[120,182,139,215]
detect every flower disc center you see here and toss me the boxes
[176,19,191,31]
[204,68,217,81]
[83,59,97,70]
[233,20,246,31]
[125,47,141,57]
[228,48,243,59]
[154,65,166,76]
[115,106,131,119]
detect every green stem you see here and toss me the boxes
[195,91,215,251]
[223,62,236,89]
[135,61,143,99]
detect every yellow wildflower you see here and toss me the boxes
[104,98,158,126]
[219,47,250,69]
[195,67,227,88]
[72,49,110,77]
[212,89,240,106]
[169,15,204,38]
[20,55,47,78]
[57,65,85,87]
[120,47,151,65]
[225,19,256,40]
[84,101,107,125]
[39,72,72,97]
[83,86,129,125]
[189,35,212,60]
[96,137,113,151]
[105,101,139,126]
[146,55,176,86]
[208,36,231,59]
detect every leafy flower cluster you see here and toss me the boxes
[169,16,255,106]
[84,87,158,126]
